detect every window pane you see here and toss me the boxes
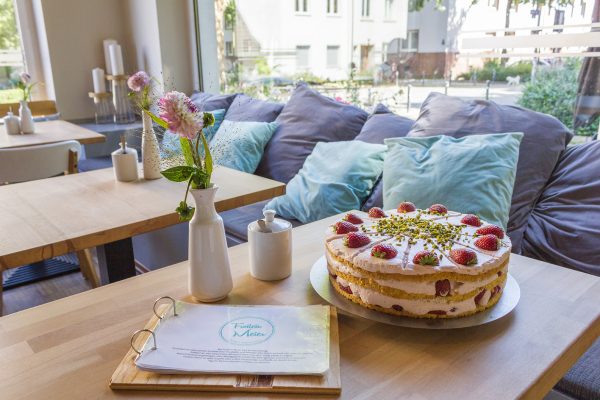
[327,45,340,68]
[0,0,25,103]
[296,46,310,68]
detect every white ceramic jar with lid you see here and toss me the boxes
[3,109,21,135]
[248,209,292,281]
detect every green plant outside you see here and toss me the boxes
[458,60,532,82]
[0,88,21,103]
[518,59,598,137]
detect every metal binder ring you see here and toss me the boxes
[130,329,157,355]
[153,296,178,320]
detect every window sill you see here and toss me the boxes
[360,18,373,22]
[326,13,342,17]
[294,12,311,16]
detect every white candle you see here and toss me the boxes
[103,39,117,75]
[109,44,124,76]
[92,67,105,93]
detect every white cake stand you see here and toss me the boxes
[309,256,520,329]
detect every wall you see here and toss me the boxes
[33,0,133,120]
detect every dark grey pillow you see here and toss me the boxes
[357,104,415,210]
[255,83,368,183]
[190,91,237,112]
[522,141,600,276]
[407,93,573,253]
[224,94,284,122]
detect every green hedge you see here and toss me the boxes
[518,59,597,137]
[458,60,532,83]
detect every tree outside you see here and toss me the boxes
[0,0,23,103]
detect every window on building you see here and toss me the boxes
[327,0,339,15]
[0,0,25,103]
[408,0,418,12]
[361,0,371,18]
[384,0,395,20]
[296,45,310,68]
[295,0,308,13]
[327,45,340,67]
[401,30,419,51]
[225,41,234,56]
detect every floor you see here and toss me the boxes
[2,272,92,315]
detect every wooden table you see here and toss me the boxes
[0,215,598,399]
[0,166,285,287]
[0,120,105,149]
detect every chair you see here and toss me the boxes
[0,141,99,314]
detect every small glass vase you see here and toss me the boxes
[188,185,233,302]
[111,79,135,124]
[141,112,162,180]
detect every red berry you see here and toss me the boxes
[343,213,364,225]
[339,284,353,295]
[428,310,447,316]
[428,204,448,215]
[435,279,451,297]
[460,214,481,227]
[343,232,371,248]
[371,243,398,259]
[412,250,439,266]
[392,304,404,312]
[476,224,505,239]
[474,289,487,306]
[450,248,478,266]
[397,201,416,213]
[368,207,387,218]
[332,221,358,234]
[474,234,501,251]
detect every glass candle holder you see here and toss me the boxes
[88,92,113,124]
[108,75,135,124]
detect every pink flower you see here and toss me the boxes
[158,91,203,139]
[20,72,31,84]
[127,71,150,92]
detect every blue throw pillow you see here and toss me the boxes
[161,109,225,154]
[190,91,237,112]
[255,83,369,183]
[210,120,278,173]
[265,141,386,224]
[383,133,523,228]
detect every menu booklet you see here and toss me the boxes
[135,304,330,375]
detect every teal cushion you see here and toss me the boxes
[383,133,523,228]
[210,120,278,173]
[161,108,225,155]
[265,141,386,223]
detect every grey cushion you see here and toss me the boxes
[190,91,237,112]
[225,94,284,122]
[522,141,600,276]
[355,104,414,144]
[555,339,600,400]
[255,83,369,183]
[357,104,415,210]
[221,200,302,243]
[407,93,573,253]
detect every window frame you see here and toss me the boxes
[295,0,309,14]
[326,0,340,16]
[361,0,371,18]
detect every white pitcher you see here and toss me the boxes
[19,100,35,134]
[188,185,233,302]
[141,112,161,180]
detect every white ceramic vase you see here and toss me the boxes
[141,112,161,180]
[188,185,233,302]
[19,100,35,134]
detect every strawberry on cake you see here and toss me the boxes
[325,204,511,319]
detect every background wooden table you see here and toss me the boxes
[0,166,285,285]
[0,215,598,399]
[0,120,106,149]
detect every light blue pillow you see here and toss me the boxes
[383,133,523,228]
[265,141,386,223]
[210,120,278,173]
[161,108,225,154]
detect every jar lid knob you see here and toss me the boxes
[263,209,276,223]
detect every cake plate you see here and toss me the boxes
[309,256,520,329]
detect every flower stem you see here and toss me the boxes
[183,175,193,204]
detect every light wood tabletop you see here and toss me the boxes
[0,166,285,272]
[0,120,106,149]
[0,214,598,400]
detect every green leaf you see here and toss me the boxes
[144,110,169,129]
[179,137,195,167]
[175,201,195,221]
[160,166,196,182]
[200,132,212,180]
